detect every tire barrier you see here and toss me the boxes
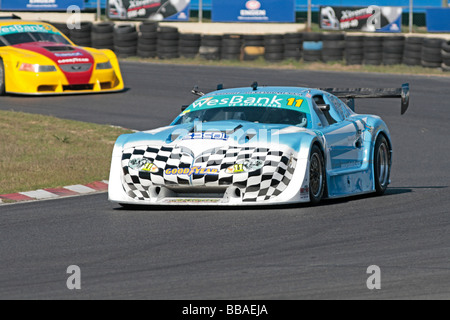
[157,26,179,60]
[242,35,265,61]
[303,32,322,62]
[421,38,444,68]
[221,34,242,60]
[383,35,405,65]
[199,35,222,61]
[403,37,423,66]
[91,22,114,51]
[138,22,158,58]
[69,21,92,47]
[264,34,284,62]
[345,35,364,65]
[114,24,138,58]
[52,21,450,72]
[179,33,201,59]
[442,40,450,72]
[363,36,383,66]
[283,33,303,61]
[322,33,345,63]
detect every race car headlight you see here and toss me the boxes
[19,63,57,73]
[96,61,112,70]
[226,159,264,174]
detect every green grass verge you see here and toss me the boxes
[123,56,450,77]
[0,111,132,195]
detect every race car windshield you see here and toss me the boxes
[2,32,70,45]
[173,107,309,127]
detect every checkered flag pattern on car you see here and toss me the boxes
[121,145,297,202]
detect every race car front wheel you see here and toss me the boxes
[0,58,5,95]
[309,145,325,205]
[374,134,391,195]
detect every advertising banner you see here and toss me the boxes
[320,6,402,33]
[107,0,190,21]
[0,0,84,11]
[212,0,295,23]
[426,8,450,32]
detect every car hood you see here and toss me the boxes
[123,121,312,153]
[12,42,96,85]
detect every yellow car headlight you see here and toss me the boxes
[19,63,57,73]
[96,61,112,70]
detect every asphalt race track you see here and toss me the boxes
[0,62,449,299]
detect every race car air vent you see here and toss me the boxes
[44,46,75,52]
[59,63,92,73]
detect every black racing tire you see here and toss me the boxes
[265,45,284,53]
[139,38,157,45]
[140,22,158,33]
[179,46,199,54]
[264,38,284,46]
[421,60,442,68]
[157,32,179,41]
[137,50,157,58]
[115,24,136,34]
[442,40,450,52]
[221,46,241,54]
[157,46,179,53]
[403,57,421,66]
[91,32,114,41]
[423,38,444,48]
[364,59,382,66]
[114,32,138,42]
[157,39,179,47]
[264,52,284,61]
[406,36,424,45]
[0,58,5,95]
[303,32,322,42]
[374,134,391,195]
[93,22,114,34]
[138,43,157,52]
[323,40,345,49]
[441,63,450,72]
[309,145,325,205]
[114,46,137,54]
[140,32,158,40]
[221,53,240,60]
[180,33,201,41]
[92,38,114,46]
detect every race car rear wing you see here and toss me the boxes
[320,83,410,115]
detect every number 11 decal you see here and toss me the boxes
[287,98,304,107]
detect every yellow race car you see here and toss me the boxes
[0,19,124,95]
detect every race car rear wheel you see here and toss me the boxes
[374,134,391,195]
[309,145,325,205]
[0,58,5,95]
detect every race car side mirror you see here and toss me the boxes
[181,105,189,111]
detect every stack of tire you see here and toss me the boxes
[157,26,180,59]
[264,34,284,62]
[221,34,242,60]
[69,22,92,47]
[402,37,423,66]
[199,35,222,60]
[283,33,303,61]
[114,24,138,58]
[345,35,364,65]
[321,33,345,63]
[52,22,71,39]
[442,40,450,72]
[382,35,405,65]
[179,33,201,59]
[138,22,158,58]
[242,35,265,61]
[421,38,444,68]
[303,33,322,62]
[363,36,383,66]
[91,22,114,51]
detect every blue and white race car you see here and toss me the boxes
[109,83,409,206]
